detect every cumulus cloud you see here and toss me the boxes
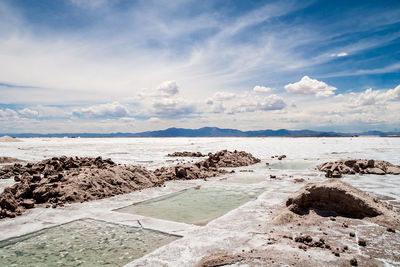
[232,94,286,113]
[151,98,197,117]
[74,101,129,118]
[212,91,237,101]
[0,108,18,118]
[386,85,400,100]
[354,88,381,106]
[352,85,400,107]
[18,108,39,118]
[253,86,273,93]
[156,80,179,97]
[285,76,337,97]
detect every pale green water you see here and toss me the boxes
[268,161,315,170]
[0,219,180,267]
[116,187,264,225]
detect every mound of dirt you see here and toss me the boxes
[0,157,25,164]
[201,150,261,168]
[318,159,400,178]
[0,156,116,180]
[0,136,22,142]
[154,163,226,181]
[0,157,162,218]
[284,180,400,229]
[167,151,206,157]
[286,180,384,218]
[196,253,244,267]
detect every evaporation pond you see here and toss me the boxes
[0,219,180,267]
[269,161,315,170]
[116,187,264,225]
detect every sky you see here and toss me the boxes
[0,0,399,133]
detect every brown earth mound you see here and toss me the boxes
[285,180,400,229]
[0,157,162,218]
[0,136,22,142]
[167,151,206,157]
[0,157,25,164]
[0,150,260,219]
[195,253,244,267]
[0,156,116,180]
[201,150,261,168]
[154,163,226,181]
[287,180,384,218]
[318,159,400,178]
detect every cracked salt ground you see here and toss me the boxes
[1,137,400,266]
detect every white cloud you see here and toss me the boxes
[354,88,380,106]
[232,94,286,113]
[331,52,348,57]
[212,91,237,101]
[18,108,39,118]
[351,85,400,107]
[148,117,161,122]
[0,108,18,118]
[74,101,129,118]
[253,86,273,93]
[284,76,337,97]
[151,98,197,117]
[386,85,400,100]
[156,80,179,97]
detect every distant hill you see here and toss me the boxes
[2,127,400,138]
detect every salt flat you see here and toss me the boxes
[0,137,399,266]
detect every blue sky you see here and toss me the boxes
[0,0,399,133]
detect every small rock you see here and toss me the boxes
[349,232,355,237]
[22,199,35,209]
[278,155,286,160]
[386,227,395,233]
[358,239,366,246]
[350,258,358,266]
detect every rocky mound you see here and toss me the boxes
[0,136,22,142]
[0,157,25,164]
[318,159,400,178]
[0,157,162,218]
[154,163,226,181]
[0,156,116,180]
[167,151,206,157]
[155,150,259,180]
[201,150,261,168]
[286,180,400,225]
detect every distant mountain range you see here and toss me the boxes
[2,127,400,138]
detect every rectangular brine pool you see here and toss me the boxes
[0,219,180,267]
[116,186,264,225]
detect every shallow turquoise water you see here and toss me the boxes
[268,161,316,170]
[0,219,180,267]
[116,186,264,225]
